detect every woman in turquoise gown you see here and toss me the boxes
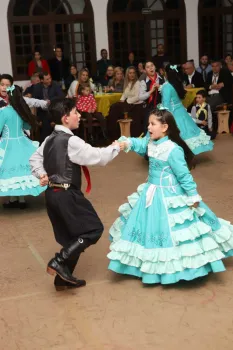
[160,65,213,155]
[108,108,233,285]
[0,85,46,208]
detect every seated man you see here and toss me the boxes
[183,60,205,88]
[196,55,212,82]
[33,72,64,143]
[206,59,233,132]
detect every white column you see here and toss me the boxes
[91,0,109,60]
[184,0,199,66]
[0,0,13,75]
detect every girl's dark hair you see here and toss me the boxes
[149,108,194,169]
[165,64,186,100]
[8,85,37,129]
[48,97,76,124]
[0,74,14,85]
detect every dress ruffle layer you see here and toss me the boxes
[0,175,45,196]
[185,129,213,155]
[108,183,233,284]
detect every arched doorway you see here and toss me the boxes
[199,0,233,59]
[8,0,96,80]
[107,0,187,67]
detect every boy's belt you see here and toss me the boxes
[48,166,91,194]
[49,182,70,190]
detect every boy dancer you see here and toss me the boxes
[30,98,120,291]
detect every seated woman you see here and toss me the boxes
[28,50,50,77]
[77,84,107,145]
[107,66,144,141]
[65,64,78,91]
[107,67,124,93]
[100,65,114,86]
[67,68,94,98]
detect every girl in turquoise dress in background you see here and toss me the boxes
[160,64,213,155]
[0,85,46,209]
[108,108,233,284]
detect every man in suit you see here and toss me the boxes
[33,72,64,143]
[183,61,205,88]
[206,59,233,132]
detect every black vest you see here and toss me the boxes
[43,130,81,189]
[196,105,208,122]
[144,76,163,108]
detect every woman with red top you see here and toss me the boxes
[28,50,50,77]
[76,85,107,145]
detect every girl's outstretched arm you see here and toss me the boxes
[118,135,150,157]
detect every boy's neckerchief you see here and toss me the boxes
[196,102,208,120]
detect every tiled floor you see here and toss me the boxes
[1,135,233,350]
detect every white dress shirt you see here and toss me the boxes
[139,75,161,101]
[188,71,195,85]
[30,125,120,178]
[209,74,219,95]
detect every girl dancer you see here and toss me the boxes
[160,65,213,155]
[108,107,233,284]
[0,85,46,208]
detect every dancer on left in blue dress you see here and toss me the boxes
[0,84,46,209]
[108,107,233,285]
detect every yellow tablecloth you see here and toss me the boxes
[95,93,122,117]
[182,88,204,108]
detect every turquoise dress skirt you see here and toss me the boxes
[107,136,233,284]
[161,82,213,155]
[0,106,46,196]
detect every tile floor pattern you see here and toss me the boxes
[1,135,233,350]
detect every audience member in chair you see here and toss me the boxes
[183,61,204,88]
[196,55,212,82]
[107,66,144,141]
[100,65,114,87]
[191,90,215,140]
[33,72,64,143]
[206,59,233,132]
[76,85,107,145]
[68,68,94,98]
[108,67,124,93]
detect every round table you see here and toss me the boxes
[182,88,204,108]
[95,93,122,117]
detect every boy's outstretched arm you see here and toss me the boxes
[68,137,120,166]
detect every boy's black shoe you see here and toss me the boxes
[47,256,79,285]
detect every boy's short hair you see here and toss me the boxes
[0,74,13,85]
[196,89,207,98]
[48,98,76,124]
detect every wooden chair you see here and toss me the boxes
[215,104,232,134]
[81,117,101,142]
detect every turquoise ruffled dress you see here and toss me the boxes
[161,82,213,155]
[107,136,233,284]
[0,106,46,196]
